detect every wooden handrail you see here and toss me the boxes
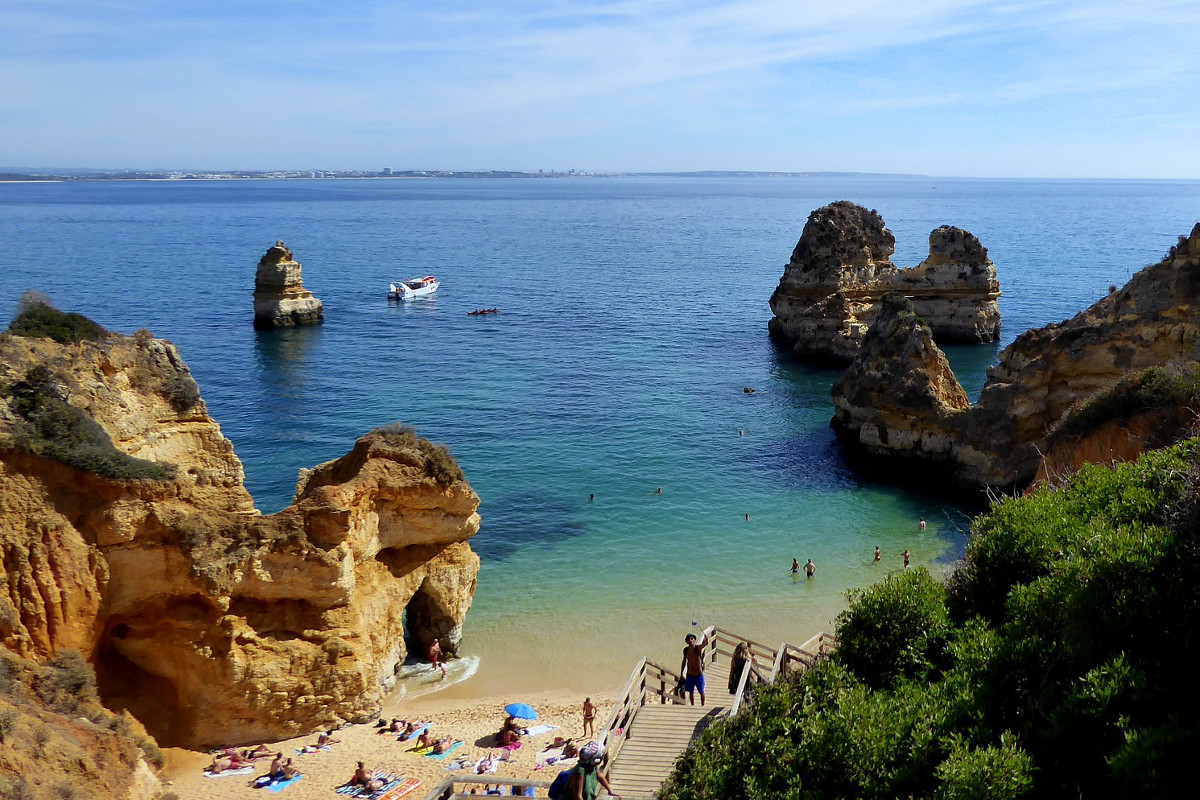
[421,774,551,800]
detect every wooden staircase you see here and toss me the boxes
[606,703,724,798]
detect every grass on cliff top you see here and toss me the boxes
[1050,363,1200,443]
[1,365,174,481]
[662,440,1200,800]
[7,290,107,344]
[371,422,464,485]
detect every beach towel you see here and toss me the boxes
[265,774,303,793]
[443,758,472,771]
[376,778,422,800]
[407,745,432,755]
[203,765,254,778]
[423,741,462,760]
[294,745,331,756]
[473,756,500,775]
[522,724,558,737]
[501,740,522,752]
[397,722,431,742]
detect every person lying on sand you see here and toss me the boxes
[386,718,406,734]
[241,744,276,760]
[206,753,249,773]
[400,720,427,741]
[476,752,499,774]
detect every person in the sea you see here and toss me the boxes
[680,630,710,706]
[903,549,911,568]
[804,558,816,578]
[874,546,881,563]
[919,517,926,531]
[429,638,446,680]
[588,493,594,502]
[791,558,799,574]
[560,741,620,800]
[582,697,597,737]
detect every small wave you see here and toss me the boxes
[389,655,480,702]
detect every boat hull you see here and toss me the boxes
[388,279,440,300]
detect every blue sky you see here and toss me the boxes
[3,0,1198,177]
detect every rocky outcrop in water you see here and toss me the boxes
[768,202,1000,364]
[831,222,1200,490]
[0,328,479,747]
[253,241,324,329]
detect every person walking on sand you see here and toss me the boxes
[680,630,710,706]
[903,549,911,569]
[791,558,799,574]
[428,638,446,680]
[874,546,881,563]
[804,558,816,578]
[582,697,596,737]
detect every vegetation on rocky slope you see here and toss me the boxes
[8,291,107,344]
[1048,363,1200,444]
[661,440,1200,799]
[0,650,163,799]
[372,422,465,484]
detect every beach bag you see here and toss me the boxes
[547,767,574,799]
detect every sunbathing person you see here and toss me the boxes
[476,751,499,774]
[317,730,341,746]
[416,729,435,749]
[432,736,458,754]
[206,753,248,773]
[241,744,275,760]
[350,761,382,788]
[500,727,521,746]
[386,718,406,734]
[399,720,425,741]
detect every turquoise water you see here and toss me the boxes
[2,176,1198,696]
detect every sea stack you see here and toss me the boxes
[830,221,1200,491]
[252,240,324,329]
[768,202,1000,364]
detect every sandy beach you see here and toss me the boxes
[165,689,616,800]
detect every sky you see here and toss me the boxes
[2,0,1199,177]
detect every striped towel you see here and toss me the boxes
[203,765,254,778]
[377,778,422,799]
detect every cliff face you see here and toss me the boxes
[768,202,1001,364]
[253,241,324,329]
[831,222,1200,490]
[0,331,479,748]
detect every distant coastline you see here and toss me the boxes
[0,168,931,183]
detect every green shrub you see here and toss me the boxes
[1050,364,1200,443]
[933,734,1035,800]
[0,707,17,743]
[35,650,97,714]
[139,737,166,769]
[161,372,201,412]
[2,366,174,481]
[8,291,106,344]
[835,567,952,688]
[371,422,464,485]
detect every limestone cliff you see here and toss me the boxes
[253,241,324,329]
[768,202,1000,364]
[831,222,1200,490]
[0,328,479,748]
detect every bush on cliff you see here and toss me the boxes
[1048,363,1200,445]
[1,366,174,481]
[660,440,1200,800]
[372,422,464,485]
[7,291,107,344]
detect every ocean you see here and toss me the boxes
[2,175,1198,699]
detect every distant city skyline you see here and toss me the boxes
[3,1,1199,179]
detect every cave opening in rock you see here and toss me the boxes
[95,620,189,747]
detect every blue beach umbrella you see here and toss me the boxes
[504,702,538,720]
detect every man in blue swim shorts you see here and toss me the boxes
[680,631,710,706]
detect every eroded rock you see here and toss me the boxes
[253,241,324,329]
[769,202,1000,364]
[831,222,1200,490]
[0,331,479,747]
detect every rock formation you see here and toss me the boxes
[831,222,1200,490]
[768,202,1000,364]
[253,241,324,329]
[0,328,479,748]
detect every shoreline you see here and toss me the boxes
[165,688,619,800]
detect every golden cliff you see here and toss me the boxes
[768,201,1000,364]
[0,325,479,748]
[831,222,1200,490]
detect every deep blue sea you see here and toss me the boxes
[2,176,1198,697]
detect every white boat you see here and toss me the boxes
[388,275,440,299]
